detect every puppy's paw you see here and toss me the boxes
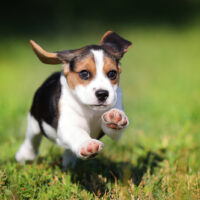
[79,139,104,159]
[15,144,37,164]
[102,109,129,130]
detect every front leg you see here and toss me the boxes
[58,127,104,169]
[56,127,104,160]
[101,108,129,140]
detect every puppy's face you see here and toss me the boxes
[30,31,132,111]
[64,49,120,110]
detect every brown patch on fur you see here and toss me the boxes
[30,40,61,64]
[103,56,120,85]
[65,54,96,90]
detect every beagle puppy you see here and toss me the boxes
[15,31,132,169]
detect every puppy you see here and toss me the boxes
[15,31,132,169]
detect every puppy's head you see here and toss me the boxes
[30,31,132,111]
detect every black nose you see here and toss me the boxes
[95,90,109,102]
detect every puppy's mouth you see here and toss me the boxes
[88,104,109,110]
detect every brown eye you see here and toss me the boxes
[79,70,91,80]
[107,70,117,80]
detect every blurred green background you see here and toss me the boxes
[0,1,200,199]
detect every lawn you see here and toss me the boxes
[0,25,200,199]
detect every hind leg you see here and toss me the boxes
[62,149,77,171]
[15,113,42,164]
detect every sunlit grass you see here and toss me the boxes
[0,25,200,199]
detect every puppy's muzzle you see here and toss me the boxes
[95,90,109,102]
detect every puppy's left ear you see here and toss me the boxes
[100,31,132,59]
[30,40,84,65]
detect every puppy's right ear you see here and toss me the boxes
[100,31,132,59]
[30,40,82,65]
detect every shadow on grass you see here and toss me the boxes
[7,147,165,197]
[8,146,165,197]
[69,149,165,196]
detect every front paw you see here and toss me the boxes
[78,139,104,159]
[102,109,129,130]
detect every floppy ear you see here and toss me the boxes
[100,31,132,59]
[30,40,82,64]
[30,40,61,64]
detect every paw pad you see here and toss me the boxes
[102,109,128,129]
[80,140,104,158]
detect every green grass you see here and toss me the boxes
[0,25,200,199]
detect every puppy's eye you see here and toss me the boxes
[107,70,117,80]
[79,70,91,80]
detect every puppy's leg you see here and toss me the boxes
[101,109,129,140]
[101,87,129,140]
[15,113,42,163]
[57,127,104,160]
[62,149,77,170]
[79,139,104,159]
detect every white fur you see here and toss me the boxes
[101,108,129,140]
[16,49,128,168]
[42,121,57,141]
[15,113,42,163]
[74,50,117,110]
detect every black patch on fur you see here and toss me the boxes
[101,32,132,59]
[60,44,119,72]
[86,45,103,51]
[30,72,61,134]
[97,131,105,140]
[57,45,104,72]
[69,60,75,71]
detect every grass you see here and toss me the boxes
[0,24,200,199]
